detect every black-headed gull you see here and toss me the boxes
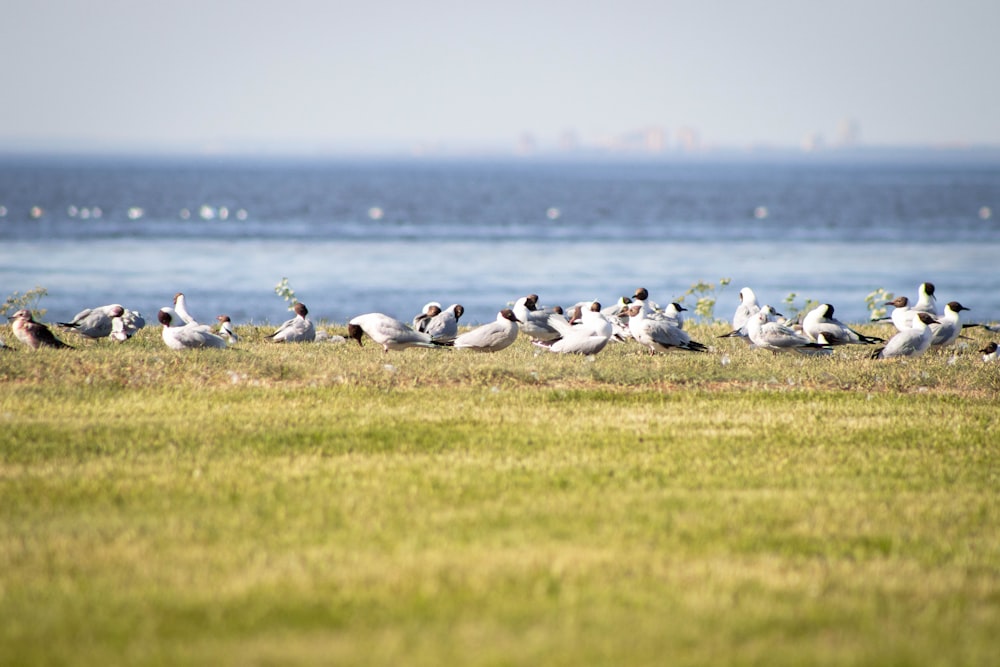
[267,303,316,343]
[158,309,228,350]
[513,294,562,342]
[412,301,443,330]
[802,304,883,345]
[913,282,938,316]
[172,292,198,325]
[9,309,74,349]
[348,313,445,352]
[421,303,464,343]
[57,304,125,339]
[733,287,761,333]
[929,301,969,349]
[980,342,998,362]
[533,302,613,356]
[216,315,240,344]
[745,308,830,355]
[453,309,520,353]
[871,312,937,359]
[625,304,707,354]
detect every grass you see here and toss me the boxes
[1,321,998,665]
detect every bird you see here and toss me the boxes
[632,287,663,313]
[216,315,240,344]
[745,308,830,355]
[662,302,687,329]
[733,287,761,333]
[912,282,938,316]
[453,308,521,353]
[347,313,446,352]
[266,302,315,343]
[8,309,74,349]
[533,302,613,355]
[884,296,915,331]
[173,292,198,324]
[980,342,998,362]
[57,304,125,339]
[412,301,443,331]
[871,312,938,359]
[625,303,708,353]
[929,301,969,349]
[513,294,563,342]
[158,309,228,350]
[421,303,464,343]
[802,303,883,345]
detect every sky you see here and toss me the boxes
[1,0,999,155]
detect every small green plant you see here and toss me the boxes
[865,287,894,321]
[1,286,48,319]
[781,292,820,321]
[274,277,298,310]
[675,278,731,323]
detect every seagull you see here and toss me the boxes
[57,304,125,339]
[533,302,613,356]
[412,301,443,330]
[421,303,464,343]
[802,303,883,345]
[928,301,969,349]
[913,282,939,316]
[745,308,830,355]
[453,309,521,353]
[632,287,663,313]
[267,302,315,343]
[871,312,937,359]
[733,287,761,333]
[216,315,240,344]
[158,309,228,350]
[884,296,915,331]
[347,313,445,352]
[625,304,708,354]
[173,292,198,324]
[980,342,998,362]
[8,309,74,349]
[662,302,687,329]
[513,294,562,342]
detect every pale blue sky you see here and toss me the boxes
[1,0,998,154]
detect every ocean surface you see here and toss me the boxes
[1,157,999,328]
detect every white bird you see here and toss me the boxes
[267,302,315,343]
[158,309,227,350]
[453,309,521,353]
[631,287,663,313]
[745,308,830,355]
[913,282,938,316]
[802,303,883,346]
[173,292,198,324]
[980,342,998,362]
[421,303,464,343]
[347,313,444,352]
[513,294,562,342]
[885,296,915,331]
[9,310,74,349]
[871,312,938,359]
[662,302,687,329]
[412,301,443,330]
[626,304,708,354]
[929,301,969,349]
[57,304,125,339]
[216,315,239,344]
[733,287,761,333]
[533,302,613,356]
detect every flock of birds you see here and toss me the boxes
[3,283,999,363]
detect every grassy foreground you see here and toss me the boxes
[1,322,998,666]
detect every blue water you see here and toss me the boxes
[2,157,999,326]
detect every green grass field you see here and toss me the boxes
[1,322,998,665]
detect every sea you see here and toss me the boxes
[2,156,999,328]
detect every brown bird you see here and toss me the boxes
[9,309,74,349]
